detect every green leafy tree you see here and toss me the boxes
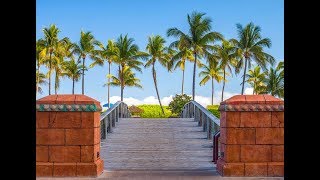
[74,31,99,94]
[167,11,223,100]
[212,40,238,101]
[106,65,142,92]
[168,39,202,95]
[199,60,224,105]
[168,94,192,115]
[245,66,266,94]
[114,34,145,101]
[144,35,170,114]
[52,38,73,94]
[62,59,84,94]
[90,40,118,108]
[36,72,47,94]
[42,24,60,95]
[264,62,284,98]
[36,39,47,95]
[231,22,275,94]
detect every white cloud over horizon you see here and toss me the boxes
[101,88,253,110]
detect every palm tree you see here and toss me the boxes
[36,39,47,96]
[106,65,142,93]
[114,34,145,101]
[212,40,238,101]
[62,59,84,94]
[168,40,199,95]
[230,22,275,94]
[277,61,284,78]
[43,24,60,95]
[36,71,48,94]
[264,63,284,98]
[51,38,72,94]
[74,31,99,94]
[245,66,266,95]
[199,60,223,105]
[144,35,170,114]
[167,11,223,100]
[90,40,118,108]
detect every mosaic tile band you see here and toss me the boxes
[36,104,102,112]
[219,104,284,112]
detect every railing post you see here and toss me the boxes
[203,115,207,132]
[115,107,119,122]
[212,122,219,134]
[103,117,107,139]
[112,110,115,127]
[108,115,113,133]
[208,119,212,139]
[199,111,202,126]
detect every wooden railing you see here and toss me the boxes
[181,100,221,163]
[181,101,220,139]
[100,101,131,139]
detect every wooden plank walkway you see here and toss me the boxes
[100,118,215,171]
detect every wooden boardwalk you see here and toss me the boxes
[100,118,215,171]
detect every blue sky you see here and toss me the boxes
[36,0,284,106]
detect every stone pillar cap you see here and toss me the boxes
[219,95,284,112]
[36,94,102,112]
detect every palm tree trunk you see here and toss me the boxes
[152,64,165,114]
[181,69,185,95]
[221,69,226,102]
[120,64,124,101]
[211,78,214,105]
[72,77,75,94]
[48,52,52,95]
[36,62,40,96]
[253,84,255,95]
[82,57,85,94]
[241,58,248,95]
[192,52,197,100]
[118,65,121,100]
[54,70,58,94]
[108,62,111,108]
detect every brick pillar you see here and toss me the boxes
[217,95,284,177]
[36,95,104,177]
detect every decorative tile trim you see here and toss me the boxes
[218,104,284,112]
[36,104,102,112]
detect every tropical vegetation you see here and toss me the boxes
[168,94,192,115]
[144,35,170,114]
[199,60,224,105]
[137,105,174,118]
[36,12,283,116]
[230,22,275,94]
[167,11,223,100]
[244,61,284,98]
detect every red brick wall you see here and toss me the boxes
[217,95,284,177]
[36,95,104,177]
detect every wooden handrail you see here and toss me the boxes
[213,131,220,164]
[180,100,220,139]
[100,101,131,139]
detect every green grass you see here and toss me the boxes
[206,105,220,118]
[137,105,177,118]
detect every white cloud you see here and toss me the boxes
[101,88,255,110]
[244,88,254,95]
[104,90,241,109]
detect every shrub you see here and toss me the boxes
[168,94,192,115]
[137,105,173,118]
[207,105,220,118]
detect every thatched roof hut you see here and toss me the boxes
[129,105,144,114]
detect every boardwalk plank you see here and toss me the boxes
[101,118,215,170]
